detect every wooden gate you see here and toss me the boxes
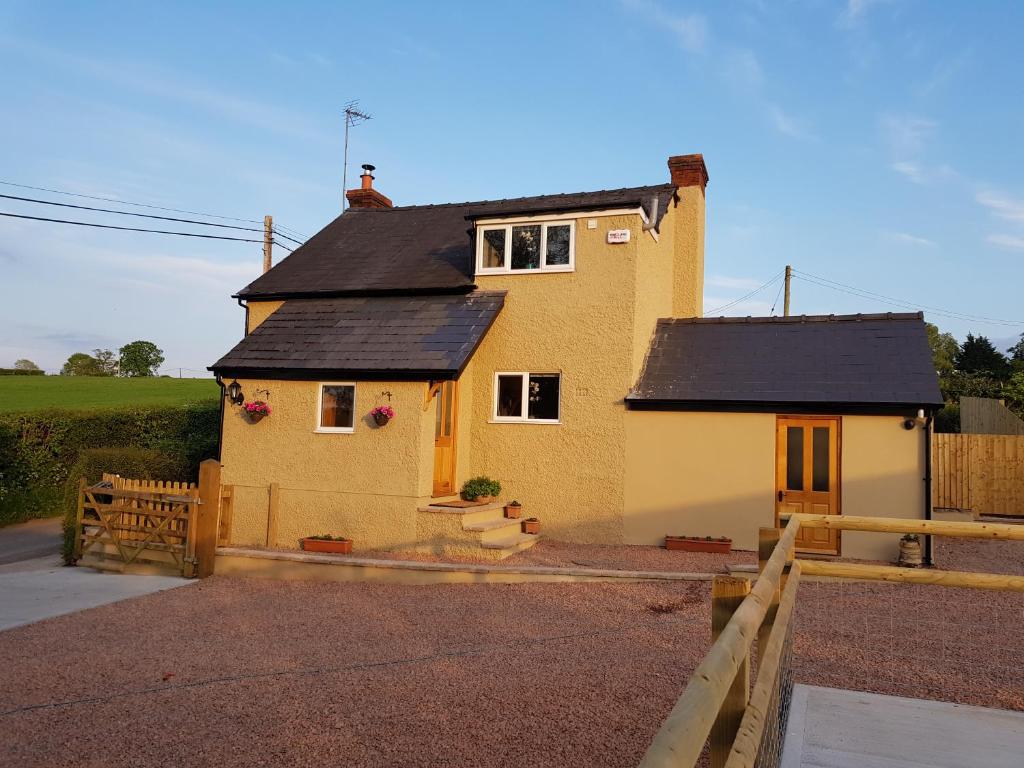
[73,459,223,577]
[932,433,1024,517]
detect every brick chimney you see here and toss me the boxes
[345,164,393,209]
[667,154,707,317]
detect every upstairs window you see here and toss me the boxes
[317,383,355,432]
[493,372,561,423]
[476,221,575,274]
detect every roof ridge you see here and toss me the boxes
[348,183,675,212]
[660,312,925,325]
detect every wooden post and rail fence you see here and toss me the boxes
[638,512,1024,768]
[74,458,232,578]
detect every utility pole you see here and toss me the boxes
[783,264,792,317]
[341,100,372,211]
[263,215,273,274]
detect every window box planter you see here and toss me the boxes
[504,501,522,519]
[665,536,732,554]
[522,518,540,535]
[301,537,353,554]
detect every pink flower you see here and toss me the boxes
[371,405,395,419]
[244,400,271,415]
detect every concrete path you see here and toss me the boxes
[782,684,1024,768]
[0,516,62,564]
[0,556,192,632]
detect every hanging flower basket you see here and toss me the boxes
[371,405,395,427]
[244,400,271,423]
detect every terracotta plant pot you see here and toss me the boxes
[301,537,352,554]
[665,536,732,554]
[373,412,390,427]
[522,519,540,535]
[504,503,522,519]
[471,495,495,505]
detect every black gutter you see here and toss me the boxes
[207,366,461,382]
[215,374,226,462]
[924,413,934,566]
[232,285,475,301]
[624,399,942,417]
[237,297,248,336]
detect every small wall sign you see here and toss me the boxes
[607,229,631,244]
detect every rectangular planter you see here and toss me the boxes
[665,536,732,554]
[521,519,540,535]
[301,538,353,554]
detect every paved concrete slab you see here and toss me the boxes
[0,556,192,632]
[0,516,61,564]
[782,684,1024,768]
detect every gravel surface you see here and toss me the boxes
[362,540,758,574]
[0,577,712,768]
[793,536,1024,713]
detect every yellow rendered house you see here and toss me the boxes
[211,154,943,562]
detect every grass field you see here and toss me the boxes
[0,376,219,413]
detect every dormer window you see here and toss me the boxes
[476,220,575,274]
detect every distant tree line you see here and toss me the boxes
[60,341,165,378]
[927,323,1024,431]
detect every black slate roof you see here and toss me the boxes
[210,291,505,379]
[237,184,675,299]
[628,313,944,410]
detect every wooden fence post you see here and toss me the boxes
[757,527,781,668]
[267,482,280,547]
[709,575,752,768]
[195,459,222,578]
[73,477,86,562]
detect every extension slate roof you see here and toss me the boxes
[237,184,675,299]
[628,313,944,410]
[210,291,505,379]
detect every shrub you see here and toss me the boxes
[0,401,219,527]
[60,447,188,564]
[460,475,501,501]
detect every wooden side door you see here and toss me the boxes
[432,381,458,497]
[776,416,840,555]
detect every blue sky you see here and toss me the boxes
[1,0,1022,373]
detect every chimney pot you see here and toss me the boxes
[346,162,393,209]
[668,154,709,191]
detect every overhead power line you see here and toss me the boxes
[0,192,261,232]
[704,271,784,316]
[0,211,263,243]
[271,228,303,246]
[792,269,1024,327]
[0,179,263,224]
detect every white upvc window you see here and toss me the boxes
[491,372,561,424]
[476,220,575,275]
[316,382,356,433]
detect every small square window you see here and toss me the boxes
[493,372,560,423]
[318,383,355,431]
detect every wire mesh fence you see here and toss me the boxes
[753,615,795,768]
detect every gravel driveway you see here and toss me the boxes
[0,578,712,768]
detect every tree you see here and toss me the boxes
[954,334,1011,380]
[92,349,118,376]
[61,352,103,376]
[118,340,164,377]
[1005,371,1024,416]
[13,359,41,372]
[925,323,959,376]
[1009,333,1024,374]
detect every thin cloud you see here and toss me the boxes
[986,234,1024,250]
[706,275,768,291]
[884,231,935,247]
[838,0,892,28]
[976,190,1024,223]
[621,0,708,53]
[880,114,936,157]
[769,104,817,140]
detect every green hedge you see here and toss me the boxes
[60,447,189,563]
[0,369,45,376]
[0,401,219,527]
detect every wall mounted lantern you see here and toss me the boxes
[226,380,244,405]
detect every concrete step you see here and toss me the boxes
[463,516,526,544]
[480,532,541,557]
[417,501,507,527]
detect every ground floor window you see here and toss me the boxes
[493,372,560,423]
[317,383,355,432]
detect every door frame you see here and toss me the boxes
[774,414,842,555]
[432,380,459,498]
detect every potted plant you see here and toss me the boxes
[504,500,523,519]
[301,535,353,554]
[898,533,923,567]
[244,400,271,423]
[460,476,501,504]
[665,535,732,554]
[371,405,395,427]
[521,518,540,535]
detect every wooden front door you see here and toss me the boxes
[432,381,458,497]
[776,416,840,554]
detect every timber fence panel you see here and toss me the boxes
[932,433,1024,516]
